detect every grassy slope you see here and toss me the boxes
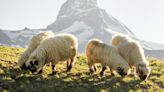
[0,46,164,92]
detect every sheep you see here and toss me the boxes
[25,33,78,75]
[111,34,151,80]
[18,31,54,69]
[86,39,131,77]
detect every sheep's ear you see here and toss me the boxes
[34,60,38,66]
[136,66,140,73]
[117,67,123,72]
[136,66,143,74]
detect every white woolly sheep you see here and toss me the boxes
[25,33,78,74]
[18,31,54,69]
[86,39,130,77]
[111,34,151,80]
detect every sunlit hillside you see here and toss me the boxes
[0,46,164,92]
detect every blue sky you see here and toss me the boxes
[0,0,164,44]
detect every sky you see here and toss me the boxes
[0,0,164,44]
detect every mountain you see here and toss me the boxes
[0,29,13,45]
[0,0,164,59]
[1,28,41,47]
[47,0,136,52]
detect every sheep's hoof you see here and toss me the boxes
[37,70,43,74]
[67,65,72,72]
[100,72,105,77]
[90,69,94,73]
[66,68,71,72]
[93,67,97,72]
[49,71,56,76]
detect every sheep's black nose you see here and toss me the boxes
[30,69,37,73]
[117,67,127,77]
[122,72,127,77]
[27,66,37,73]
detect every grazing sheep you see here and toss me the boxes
[111,34,151,80]
[18,31,54,69]
[86,39,130,77]
[25,33,78,74]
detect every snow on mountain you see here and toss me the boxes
[59,21,94,42]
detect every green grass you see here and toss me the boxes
[0,46,164,92]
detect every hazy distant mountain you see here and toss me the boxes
[0,29,13,45]
[0,0,164,59]
[1,28,41,47]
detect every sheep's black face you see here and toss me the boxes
[137,68,148,80]
[136,65,151,81]
[117,67,127,77]
[27,60,39,73]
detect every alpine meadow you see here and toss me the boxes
[0,46,164,92]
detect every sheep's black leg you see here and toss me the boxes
[90,69,94,73]
[67,58,75,72]
[100,67,106,76]
[51,64,56,75]
[67,60,70,69]
[37,69,43,74]
[67,64,72,72]
[93,65,97,72]
[88,61,94,74]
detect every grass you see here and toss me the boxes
[0,46,164,92]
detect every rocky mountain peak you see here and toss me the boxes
[47,0,134,36]
[57,0,98,18]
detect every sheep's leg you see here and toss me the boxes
[67,57,75,72]
[110,68,115,76]
[36,66,44,74]
[128,67,137,77]
[88,61,94,73]
[51,64,56,75]
[100,67,106,76]
[93,65,97,72]
[90,67,94,73]
[67,59,70,69]
[133,67,137,78]
[37,69,43,74]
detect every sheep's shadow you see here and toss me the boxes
[0,66,142,92]
[56,72,142,92]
